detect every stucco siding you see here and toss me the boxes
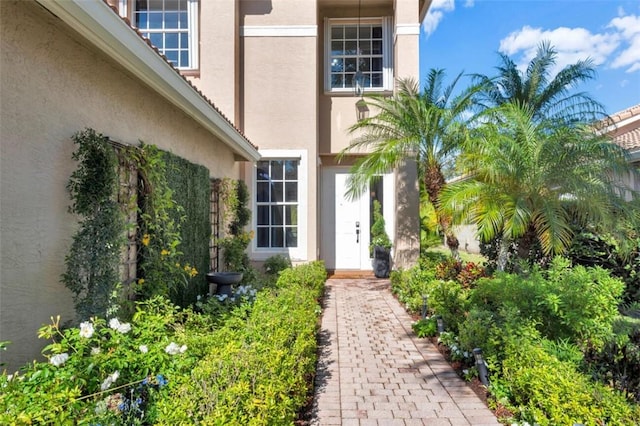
[0,1,240,370]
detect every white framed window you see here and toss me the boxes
[249,150,307,261]
[325,17,393,94]
[121,0,199,70]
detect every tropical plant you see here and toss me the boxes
[338,72,479,243]
[473,41,607,124]
[440,103,638,270]
[370,199,391,252]
[63,129,125,321]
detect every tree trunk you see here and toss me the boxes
[497,236,511,272]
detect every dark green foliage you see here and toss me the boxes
[569,230,640,303]
[219,179,256,284]
[229,180,251,236]
[162,150,211,306]
[126,143,188,303]
[584,329,640,403]
[63,129,125,320]
[370,199,391,251]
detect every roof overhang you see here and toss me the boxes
[419,0,433,23]
[35,0,261,162]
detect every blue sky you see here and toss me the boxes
[419,0,640,115]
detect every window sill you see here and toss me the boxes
[324,90,393,97]
[179,69,201,78]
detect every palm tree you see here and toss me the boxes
[440,103,638,271]
[474,41,607,124]
[338,71,478,245]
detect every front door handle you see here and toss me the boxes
[355,221,360,243]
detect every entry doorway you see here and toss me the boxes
[320,167,394,270]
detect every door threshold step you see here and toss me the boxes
[326,270,376,279]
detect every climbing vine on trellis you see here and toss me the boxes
[62,128,125,321]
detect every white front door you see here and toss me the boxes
[321,167,395,270]
[333,172,368,269]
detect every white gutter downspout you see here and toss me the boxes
[35,0,260,162]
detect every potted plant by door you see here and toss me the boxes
[370,200,392,278]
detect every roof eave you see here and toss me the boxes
[35,0,261,162]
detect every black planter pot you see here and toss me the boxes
[373,246,391,278]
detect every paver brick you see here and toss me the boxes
[310,279,498,425]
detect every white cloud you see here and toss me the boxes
[422,0,455,36]
[607,15,640,72]
[498,11,640,77]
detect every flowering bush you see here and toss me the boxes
[0,297,194,424]
[1,263,327,424]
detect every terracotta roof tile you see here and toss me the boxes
[599,104,640,152]
[102,1,258,151]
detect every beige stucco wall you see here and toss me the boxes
[239,1,319,262]
[189,0,239,124]
[0,1,241,371]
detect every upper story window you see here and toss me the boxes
[325,17,393,94]
[126,0,199,70]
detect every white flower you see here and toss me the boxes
[109,318,131,334]
[216,294,228,302]
[139,345,148,354]
[95,399,107,415]
[91,347,101,355]
[100,370,120,391]
[50,353,69,367]
[165,342,186,355]
[79,321,94,338]
[117,322,131,334]
[109,318,121,330]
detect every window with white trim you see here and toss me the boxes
[250,150,307,261]
[126,0,199,70]
[256,159,299,249]
[325,17,393,94]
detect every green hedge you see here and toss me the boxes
[0,262,326,425]
[156,261,326,424]
[162,150,211,306]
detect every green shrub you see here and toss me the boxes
[412,317,437,338]
[539,258,624,349]
[428,280,468,334]
[390,265,437,314]
[0,297,196,425]
[500,337,640,425]
[275,261,327,298]
[457,308,503,363]
[156,262,325,424]
[468,258,624,350]
[263,254,292,276]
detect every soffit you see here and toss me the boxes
[34,0,261,162]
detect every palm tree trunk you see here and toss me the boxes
[497,236,511,272]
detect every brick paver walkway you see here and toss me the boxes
[310,278,501,426]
